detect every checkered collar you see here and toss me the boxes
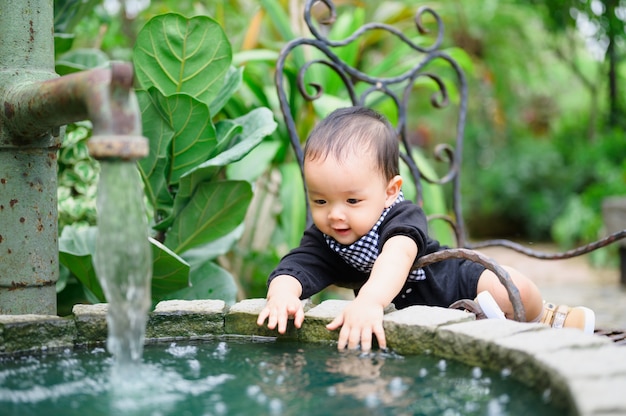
[323,192,405,273]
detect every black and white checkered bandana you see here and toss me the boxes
[324,192,426,281]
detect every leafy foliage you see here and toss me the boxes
[57,11,277,309]
[53,0,626,305]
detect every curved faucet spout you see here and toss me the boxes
[1,61,148,160]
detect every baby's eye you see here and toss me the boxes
[346,198,360,205]
[313,199,326,205]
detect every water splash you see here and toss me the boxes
[0,340,561,415]
[94,161,152,365]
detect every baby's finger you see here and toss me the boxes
[326,314,344,331]
[347,326,362,350]
[373,323,386,350]
[277,310,290,334]
[266,308,279,330]
[256,308,270,327]
[336,324,350,350]
[360,328,373,353]
[293,306,305,329]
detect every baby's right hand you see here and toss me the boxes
[256,276,305,334]
[256,295,304,334]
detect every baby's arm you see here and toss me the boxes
[326,235,418,351]
[256,275,305,334]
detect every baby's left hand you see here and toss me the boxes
[326,299,386,352]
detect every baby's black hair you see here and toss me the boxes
[303,107,399,180]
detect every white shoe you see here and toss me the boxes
[476,291,506,320]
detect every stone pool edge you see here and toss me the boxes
[0,298,624,416]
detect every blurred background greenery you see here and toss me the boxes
[54,0,626,308]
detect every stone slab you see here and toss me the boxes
[148,299,228,339]
[225,299,297,339]
[0,314,75,354]
[568,374,626,415]
[383,305,475,355]
[72,303,108,344]
[299,300,350,343]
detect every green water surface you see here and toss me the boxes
[0,338,561,415]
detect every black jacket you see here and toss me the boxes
[268,200,442,300]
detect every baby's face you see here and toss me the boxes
[304,151,399,245]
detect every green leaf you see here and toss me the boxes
[177,107,277,198]
[214,119,244,156]
[136,89,175,212]
[259,0,304,67]
[53,0,100,34]
[53,33,75,60]
[232,49,279,66]
[58,226,104,301]
[55,48,110,74]
[168,107,277,224]
[165,180,253,254]
[161,260,237,305]
[134,13,232,105]
[322,8,364,95]
[278,162,306,249]
[150,237,191,301]
[400,149,455,247]
[182,225,245,265]
[227,140,281,183]
[155,92,218,184]
[59,226,192,303]
[209,66,243,116]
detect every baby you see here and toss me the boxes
[257,106,594,351]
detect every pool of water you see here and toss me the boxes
[0,337,561,415]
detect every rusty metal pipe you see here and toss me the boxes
[0,65,148,314]
[3,62,148,160]
[0,0,147,315]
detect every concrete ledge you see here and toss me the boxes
[1,298,625,415]
[224,298,292,338]
[384,305,475,354]
[300,299,346,343]
[0,314,75,354]
[73,303,108,345]
[148,299,227,340]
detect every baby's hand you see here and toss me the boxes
[257,275,305,333]
[326,299,386,352]
[256,293,304,334]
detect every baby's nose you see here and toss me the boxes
[328,204,345,221]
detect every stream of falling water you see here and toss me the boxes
[94,161,152,367]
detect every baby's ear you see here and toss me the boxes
[385,175,403,207]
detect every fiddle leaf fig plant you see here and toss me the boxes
[58,12,276,308]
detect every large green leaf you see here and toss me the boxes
[59,226,191,302]
[58,226,104,301]
[321,8,364,96]
[55,48,110,75]
[161,260,237,305]
[53,0,100,34]
[214,119,244,156]
[175,107,277,207]
[149,238,191,301]
[155,92,218,184]
[134,13,232,105]
[164,180,253,254]
[227,140,282,183]
[209,66,243,116]
[278,162,306,249]
[182,225,245,267]
[136,89,175,212]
